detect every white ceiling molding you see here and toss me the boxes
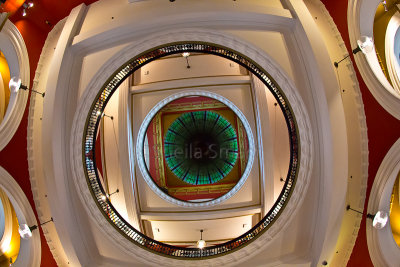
[69,27,313,266]
[136,90,256,208]
[130,77,262,215]
[0,20,29,151]
[117,78,142,230]
[250,74,275,214]
[348,0,400,119]
[0,166,41,267]
[303,0,369,265]
[26,6,90,266]
[0,13,8,30]
[70,6,294,56]
[367,137,400,267]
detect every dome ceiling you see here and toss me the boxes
[143,96,250,202]
[82,43,296,256]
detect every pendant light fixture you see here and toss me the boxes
[18,217,53,239]
[197,229,206,249]
[9,76,45,97]
[334,36,374,68]
[346,205,389,229]
[182,52,191,68]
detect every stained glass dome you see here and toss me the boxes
[164,111,238,185]
[142,94,250,202]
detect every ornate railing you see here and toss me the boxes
[83,43,299,259]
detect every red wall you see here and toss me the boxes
[0,1,96,266]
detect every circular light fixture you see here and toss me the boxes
[197,239,206,249]
[370,211,389,229]
[18,224,32,239]
[8,76,45,97]
[197,230,206,249]
[9,77,22,93]
[356,36,374,54]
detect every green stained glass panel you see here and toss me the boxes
[164,111,238,185]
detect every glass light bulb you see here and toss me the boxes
[18,224,33,239]
[372,211,388,229]
[22,9,27,17]
[357,36,374,54]
[28,2,34,8]
[9,77,22,93]
[197,239,206,249]
[182,52,190,58]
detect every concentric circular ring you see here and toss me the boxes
[82,42,301,259]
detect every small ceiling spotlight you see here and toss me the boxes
[21,1,34,17]
[18,217,53,239]
[381,0,388,12]
[346,205,389,229]
[9,76,45,97]
[182,52,191,68]
[96,111,114,120]
[18,223,32,239]
[334,36,374,68]
[22,1,33,9]
[367,210,389,229]
[197,229,206,249]
[101,190,119,201]
[353,36,374,54]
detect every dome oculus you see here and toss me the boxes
[164,111,238,185]
[142,94,251,203]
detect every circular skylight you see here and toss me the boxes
[141,93,252,204]
[164,111,238,185]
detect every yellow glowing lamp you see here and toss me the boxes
[196,229,206,249]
